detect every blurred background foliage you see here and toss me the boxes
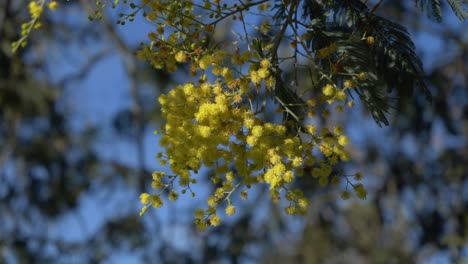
[0,0,467,263]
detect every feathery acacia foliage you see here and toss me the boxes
[416,0,467,21]
[13,0,464,229]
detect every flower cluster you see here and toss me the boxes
[139,76,363,228]
[127,0,368,228]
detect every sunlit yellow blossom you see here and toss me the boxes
[151,194,163,208]
[257,67,269,79]
[140,193,151,204]
[260,58,271,68]
[225,205,236,216]
[210,215,221,226]
[357,72,368,80]
[198,125,212,137]
[168,190,179,201]
[251,125,263,137]
[207,196,217,207]
[335,90,347,101]
[250,70,262,85]
[285,206,297,215]
[338,135,349,146]
[291,157,303,167]
[48,1,58,11]
[198,55,211,69]
[29,1,43,19]
[174,51,188,63]
[283,171,294,183]
[344,79,357,88]
[307,99,316,106]
[333,125,344,135]
[194,208,205,218]
[322,84,335,96]
[298,198,308,209]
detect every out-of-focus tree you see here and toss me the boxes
[1,0,164,262]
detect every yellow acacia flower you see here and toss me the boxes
[174,51,188,63]
[151,194,163,208]
[260,59,270,68]
[307,98,316,106]
[140,193,151,204]
[251,125,264,137]
[357,72,368,80]
[29,1,43,19]
[283,171,294,183]
[194,208,205,219]
[333,125,344,135]
[198,125,212,138]
[210,215,221,226]
[306,125,317,135]
[207,196,217,207]
[198,55,211,69]
[344,79,357,89]
[291,157,303,167]
[338,135,349,146]
[335,90,347,101]
[354,172,363,180]
[257,67,269,79]
[285,206,297,215]
[168,190,179,201]
[47,1,58,11]
[322,84,335,96]
[353,184,368,199]
[250,70,262,86]
[225,205,236,216]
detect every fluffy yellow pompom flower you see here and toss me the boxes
[257,67,269,79]
[260,58,271,68]
[225,205,236,216]
[344,79,357,89]
[291,157,303,167]
[174,51,188,63]
[251,125,264,137]
[338,135,349,146]
[168,190,179,201]
[353,184,368,199]
[29,1,43,19]
[357,72,368,80]
[210,215,221,226]
[151,194,163,208]
[335,90,347,101]
[322,84,335,96]
[198,55,211,69]
[140,193,151,204]
[48,1,58,11]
